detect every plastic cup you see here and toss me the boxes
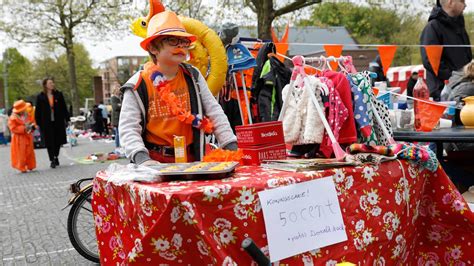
[438,118,452,129]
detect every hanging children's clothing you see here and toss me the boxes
[323,71,357,144]
[319,77,349,157]
[251,42,276,89]
[254,56,291,122]
[347,74,372,138]
[281,75,325,144]
[350,73,394,146]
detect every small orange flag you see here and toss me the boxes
[424,45,443,76]
[415,100,446,132]
[377,45,397,76]
[372,87,380,96]
[324,44,343,71]
[271,24,289,62]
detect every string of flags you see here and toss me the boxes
[321,44,447,77]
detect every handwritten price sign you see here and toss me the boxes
[258,176,348,262]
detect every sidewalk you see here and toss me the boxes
[0,138,123,265]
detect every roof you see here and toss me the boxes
[238,26,358,55]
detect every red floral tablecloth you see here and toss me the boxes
[92,160,474,265]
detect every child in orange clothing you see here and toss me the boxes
[120,11,237,165]
[8,100,36,172]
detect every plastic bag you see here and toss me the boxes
[105,163,163,185]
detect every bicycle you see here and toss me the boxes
[63,178,271,265]
[63,177,100,263]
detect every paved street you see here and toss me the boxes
[0,138,123,265]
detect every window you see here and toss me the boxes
[132,58,138,65]
[117,57,130,67]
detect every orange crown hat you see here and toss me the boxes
[13,100,27,113]
[140,10,197,51]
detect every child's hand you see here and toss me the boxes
[140,160,161,167]
[25,123,34,133]
[222,142,238,151]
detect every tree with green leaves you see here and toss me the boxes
[0,1,134,115]
[218,0,321,39]
[162,0,210,21]
[31,44,97,108]
[300,2,426,66]
[0,48,34,106]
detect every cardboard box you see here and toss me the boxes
[239,143,287,166]
[236,121,284,146]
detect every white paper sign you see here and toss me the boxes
[258,176,347,262]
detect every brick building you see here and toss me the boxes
[98,55,148,103]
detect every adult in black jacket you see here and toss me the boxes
[406,72,419,98]
[35,78,70,168]
[420,0,472,101]
[92,105,105,136]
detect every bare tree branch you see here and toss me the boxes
[275,0,321,17]
[71,0,96,28]
[246,0,257,13]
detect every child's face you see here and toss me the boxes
[149,36,191,66]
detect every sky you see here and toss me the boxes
[1,0,473,66]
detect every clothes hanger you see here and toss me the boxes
[337,56,350,74]
[342,56,357,74]
[267,52,282,63]
[278,55,306,121]
[319,80,329,96]
[292,55,307,88]
[320,56,329,71]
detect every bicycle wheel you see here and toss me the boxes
[67,187,100,263]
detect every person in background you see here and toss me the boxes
[448,60,474,127]
[368,55,389,86]
[110,87,122,148]
[98,101,109,135]
[8,100,36,173]
[420,0,472,101]
[35,77,70,168]
[406,72,419,98]
[0,108,8,145]
[440,60,474,191]
[92,105,105,136]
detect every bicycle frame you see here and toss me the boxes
[62,178,94,210]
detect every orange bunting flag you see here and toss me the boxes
[271,23,290,62]
[424,45,443,76]
[324,44,343,71]
[377,45,397,76]
[372,87,380,96]
[415,100,446,132]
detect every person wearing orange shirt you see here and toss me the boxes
[8,100,36,173]
[35,78,70,168]
[119,11,236,165]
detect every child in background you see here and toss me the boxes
[120,10,236,165]
[8,100,36,173]
[0,108,7,145]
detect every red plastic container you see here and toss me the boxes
[239,143,287,166]
[236,121,284,146]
